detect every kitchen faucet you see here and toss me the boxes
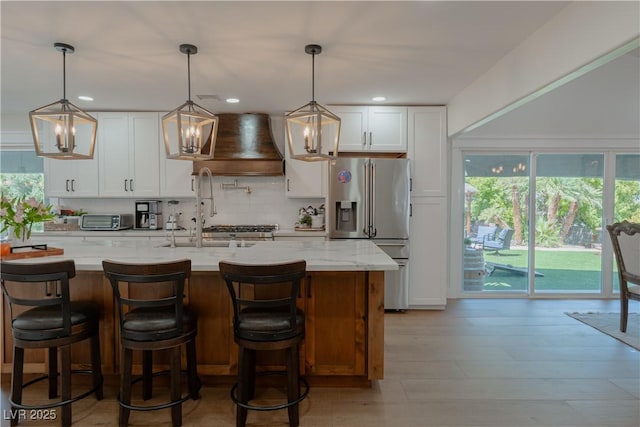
[195,167,216,248]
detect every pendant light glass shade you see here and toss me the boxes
[30,43,97,160]
[162,44,218,160]
[286,44,340,161]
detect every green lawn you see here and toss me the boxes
[481,249,603,292]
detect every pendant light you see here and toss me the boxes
[29,43,97,159]
[162,44,218,160]
[286,44,340,161]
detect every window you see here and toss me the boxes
[0,150,47,232]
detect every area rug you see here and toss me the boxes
[567,312,640,351]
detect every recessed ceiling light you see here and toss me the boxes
[371,96,386,102]
[226,98,240,104]
[78,95,93,102]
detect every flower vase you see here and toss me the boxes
[10,226,32,249]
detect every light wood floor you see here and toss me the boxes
[2,299,639,426]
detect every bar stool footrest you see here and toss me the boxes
[230,371,309,412]
[118,369,201,412]
[11,369,104,410]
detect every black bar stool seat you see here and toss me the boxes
[102,259,200,427]
[1,260,104,427]
[219,260,309,427]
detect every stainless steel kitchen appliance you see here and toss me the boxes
[80,214,134,231]
[328,158,410,310]
[201,224,278,244]
[135,200,162,230]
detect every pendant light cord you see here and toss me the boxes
[311,51,315,102]
[62,48,67,100]
[186,51,192,102]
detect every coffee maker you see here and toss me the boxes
[135,200,162,229]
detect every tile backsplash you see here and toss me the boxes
[51,176,323,231]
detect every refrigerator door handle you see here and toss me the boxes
[371,161,377,237]
[363,160,370,235]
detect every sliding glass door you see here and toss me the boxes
[460,150,638,297]
[612,154,640,292]
[534,154,604,293]
[463,154,530,293]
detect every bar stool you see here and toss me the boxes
[102,259,200,427]
[219,260,309,427]
[0,260,103,427]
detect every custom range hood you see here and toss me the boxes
[193,113,283,176]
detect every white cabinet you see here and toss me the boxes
[160,158,196,197]
[330,106,407,152]
[408,107,447,197]
[284,134,326,198]
[98,112,160,197]
[409,197,447,308]
[44,156,99,197]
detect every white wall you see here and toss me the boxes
[448,1,640,137]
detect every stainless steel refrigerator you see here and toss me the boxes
[327,158,410,310]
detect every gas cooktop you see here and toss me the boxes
[202,224,279,233]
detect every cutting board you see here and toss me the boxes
[2,247,64,260]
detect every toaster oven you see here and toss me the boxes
[80,214,134,231]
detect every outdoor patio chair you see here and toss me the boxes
[606,221,640,333]
[482,228,514,254]
[469,225,497,248]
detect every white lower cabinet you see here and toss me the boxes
[409,197,447,308]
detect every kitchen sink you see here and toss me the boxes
[157,240,255,248]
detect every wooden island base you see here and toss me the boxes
[2,270,385,387]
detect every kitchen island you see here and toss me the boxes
[1,239,395,386]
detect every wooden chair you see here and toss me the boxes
[606,221,640,332]
[102,259,200,427]
[0,260,103,427]
[219,260,309,427]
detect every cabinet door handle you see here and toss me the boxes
[287,179,290,192]
[362,132,367,147]
[129,179,134,192]
[65,179,70,192]
[191,178,195,192]
[124,179,128,192]
[71,179,75,192]
[410,203,413,217]
[306,275,312,298]
[369,132,372,146]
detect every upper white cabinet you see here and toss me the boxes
[284,127,326,198]
[160,158,195,197]
[44,156,99,197]
[330,106,407,152]
[408,107,447,197]
[98,112,160,198]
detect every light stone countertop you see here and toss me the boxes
[38,228,327,238]
[17,238,397,272]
